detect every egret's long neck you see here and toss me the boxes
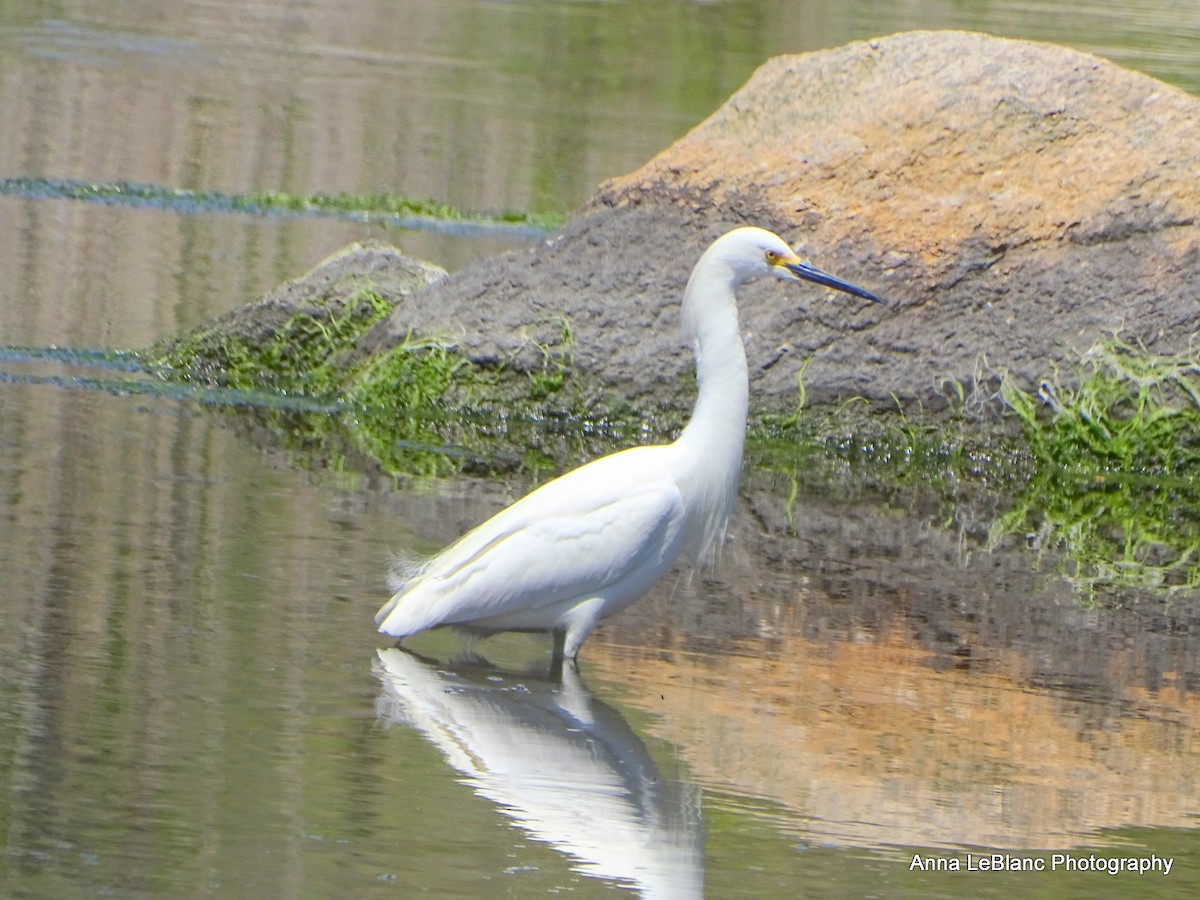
[674,254,750,557]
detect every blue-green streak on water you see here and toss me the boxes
[0,177,557,239]
[0,346,340,413]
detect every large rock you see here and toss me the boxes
[366,30,1200,415]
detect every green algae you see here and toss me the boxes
[145,285,606,477]
[746,336,1200,602]
[1000,336,1200,475]
[150,285,396,394]
[991,337,1200,599]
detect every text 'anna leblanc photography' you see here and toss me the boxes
[909,853,1175,876]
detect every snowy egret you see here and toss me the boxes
[376,226,882,661]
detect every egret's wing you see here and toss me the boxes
[376,464,684,636]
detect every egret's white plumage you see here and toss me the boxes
[376,226,881,660]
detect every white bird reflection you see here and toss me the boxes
[373,648,704,898]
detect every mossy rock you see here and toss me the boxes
[150,241,448,395]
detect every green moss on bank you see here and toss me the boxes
[150,306,1200,602]
[993,337,1200,598]
[147,289,607,477]
[153,286,397,394]
[1001,336,1200,474]
[745,337,1200,601]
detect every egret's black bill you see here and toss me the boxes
[786,260,884,305]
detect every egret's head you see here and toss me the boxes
[719,226,883,304]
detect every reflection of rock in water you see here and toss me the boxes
[373,649,704,899]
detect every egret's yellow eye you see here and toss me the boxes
[764,249,781,264]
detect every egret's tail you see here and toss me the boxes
[374,593,400,628]
[376,552,432,627]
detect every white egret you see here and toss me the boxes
[376,226,882,661]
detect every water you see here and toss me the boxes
[2,1,1200,897]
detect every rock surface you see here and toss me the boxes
[362,30,1200,415]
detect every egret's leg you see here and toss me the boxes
[561,598,604,660]
[548,629,568,680]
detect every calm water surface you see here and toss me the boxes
[2,1,1200,897]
